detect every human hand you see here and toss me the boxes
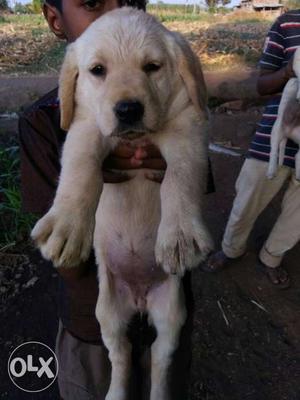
[283,98,300,126]
[103,140,166,184]
[284,56,296,80]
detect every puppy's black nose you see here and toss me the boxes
[114,100,144,125]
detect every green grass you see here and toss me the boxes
[148,4,219,22]
[157,13,214,22]
[0,145,37,248]
[2,14,45,25]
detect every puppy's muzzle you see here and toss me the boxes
[114,100,144,125]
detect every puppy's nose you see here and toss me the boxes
[114,100,144,125]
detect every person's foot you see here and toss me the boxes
[202,250,235,273]
[257,259,290,289]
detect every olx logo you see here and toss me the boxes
[8,342,58,393]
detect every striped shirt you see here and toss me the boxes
[248,10,300,168]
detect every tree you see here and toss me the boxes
[205,0,230,9]
[0,0,8,11]
[32,0,42,13]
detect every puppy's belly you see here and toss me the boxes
[95,173,167,310]
[106,238,167,310]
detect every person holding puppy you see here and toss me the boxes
[206,10,300,288]
[19,1,194,399]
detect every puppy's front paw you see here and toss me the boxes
[155,222,213,276]
[31,206,94,268]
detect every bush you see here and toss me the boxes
[14,2,32,13]
[0,145,36,247]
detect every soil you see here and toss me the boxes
[0,75,299,400]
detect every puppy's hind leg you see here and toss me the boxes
[295,148,300,180]
[147,277,186,400]
[96,267,133,400]
[290,127,300,180]
[278,137,287,167]
[268,119,281,179]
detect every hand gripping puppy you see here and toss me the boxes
[32,8,213,400]
[268,47,300,180]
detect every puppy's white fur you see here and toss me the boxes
[268,47,300,180]
[32,8,213,400]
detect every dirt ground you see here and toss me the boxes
[0,75,300,400]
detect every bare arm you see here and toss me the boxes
[257,58,296,96]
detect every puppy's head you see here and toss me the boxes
[59,7,208,137]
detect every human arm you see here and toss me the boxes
[256,14,296,96]
[257,57,296,96]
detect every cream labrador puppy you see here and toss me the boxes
[268,47,300,180]
[32,8,213,400]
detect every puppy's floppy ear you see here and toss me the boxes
[170,32,208,119]
[58,44,78,131]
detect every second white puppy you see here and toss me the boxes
[32,8,213,400]
[268,47,300,180]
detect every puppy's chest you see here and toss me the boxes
[96,173,161,230]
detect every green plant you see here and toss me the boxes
[0,145,37,248]
[14,3,32,14]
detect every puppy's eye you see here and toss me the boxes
[143,63,161,74]
[90,65,106,77]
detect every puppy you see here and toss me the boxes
[268,47,300,180]
[32,8,213,400]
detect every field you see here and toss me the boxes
[0,6,275,75]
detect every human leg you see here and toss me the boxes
[55,320,111,400]
[259,172,300,284]
[206,159,290,271]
